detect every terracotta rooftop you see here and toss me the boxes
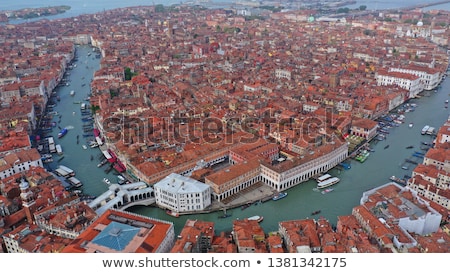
[62,209,173,253]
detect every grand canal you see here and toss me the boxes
[44,45,450,235]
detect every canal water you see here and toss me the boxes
[46,45,450,235]
[44,45,118,196]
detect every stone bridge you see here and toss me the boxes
[87,181,155,215]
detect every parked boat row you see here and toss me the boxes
[375,103,418,142]
[41,153,53,163]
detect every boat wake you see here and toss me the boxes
[65,125,75,130]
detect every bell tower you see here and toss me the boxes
[19,179,36,223]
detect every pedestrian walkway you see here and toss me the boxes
[205,181,276,213]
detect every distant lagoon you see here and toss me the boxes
[2,0,450,14]
[2,1,449,26]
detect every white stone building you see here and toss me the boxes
[389,65,441,91]
[260,142,348,191]
[154,173,212,213]
[376,70,423,98]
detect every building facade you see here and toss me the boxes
[260,142,348,191]
[154,173,212,213]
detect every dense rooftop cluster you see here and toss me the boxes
[0,4,449,253]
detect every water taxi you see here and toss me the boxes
[58,128,68,138]
[70,90,75,96]
[272,192,287,201]
[103,178,111,185]
[247,215,264,223]
[421,125,430,135]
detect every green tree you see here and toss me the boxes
[124,67,137,80]
[337,7,350,13]
[91,105,100,114]
[155,4,165,12]
[359,5,367,11]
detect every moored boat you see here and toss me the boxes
[338,162,351,170]
[97,159,108,167]
[218,213,232,219]
[356,150,370,162]
[241,202,252,210]
[117,175,126,184]
[389,175,407,186]
[316,173,332,183]
[272,192,287,201]
[67,176,83,188]
[103,177,111,185]
[317,177,340,189]
[166,210,179,218]
[311,210,321,215]
[218,208,231,218]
